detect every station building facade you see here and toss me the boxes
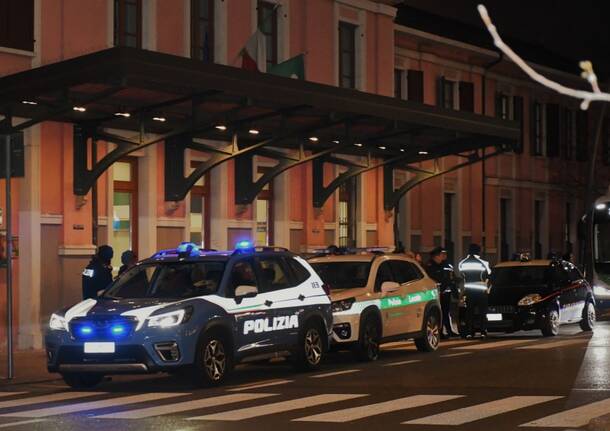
[0,0,608,350]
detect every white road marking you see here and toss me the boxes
[96,393,276,419]
[0,394,27,399]
[227,379,293,392]
[439,339,479,347]
[382,359,421,367]
[188,394,366,421]
[310,369,361,378]
[516,339,588,350]
[452,339,536,350]
[440,352,473,358]
[293,394,463,423]
[405,396,562,425]
[383,342,416,350]
[521,397,610,428]
[0,392,101,410]
[0,393,187,418]
[0,419,46,428]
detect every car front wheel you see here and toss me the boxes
[194,330,232,387]
[353,316,381,361]
[294,321,324,371]
[414,310,440,352]
[541,308,560,337]
[580,300,595,332]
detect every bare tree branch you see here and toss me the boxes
[477,4,608,110]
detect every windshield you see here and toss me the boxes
[594,203,610,281]
[103,261,225,299]
[492,266,552,288]
[311,261,371,289]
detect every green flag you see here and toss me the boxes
[268,54,305,79]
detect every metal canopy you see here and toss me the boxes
[0,46,519,203]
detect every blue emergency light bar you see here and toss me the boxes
[235,240,253,249]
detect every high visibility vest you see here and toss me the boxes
[458,255,491,291]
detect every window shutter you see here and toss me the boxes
[0,0,34,51]
[437,76,445,107]
[576,110,588,162]
[546,103,560,157]
[458,81,474,112]
[513,95,524,154]
[407,69,424,103]
[495,93,503,119]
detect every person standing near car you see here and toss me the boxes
[426,247,458,338]
[458,243,491,338]
[82,245,114,299]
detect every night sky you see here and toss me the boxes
[397,0,610,78]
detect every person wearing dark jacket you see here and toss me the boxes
[426,246,459,338]
[82,245,114,299]
[118,250,137,276]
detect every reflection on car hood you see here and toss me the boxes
[329,287,369,301]
[488,284,549,306]
[86,298,171,316]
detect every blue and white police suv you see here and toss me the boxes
[45,242,332,388]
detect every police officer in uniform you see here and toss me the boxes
[426,247,458,338]
[82,245,114,299]
[458,243,491,338]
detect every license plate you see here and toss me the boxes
[486,313,503,321]
[84,342,115,354]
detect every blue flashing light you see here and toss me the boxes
[110,324,125,335]
[79,326,93,336]
[236,240,253,250]
[176,242,200,257]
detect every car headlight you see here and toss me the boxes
[147,308,191,328]
[49,313,68,331]
[518,294,542,307]
[331,298,356,313]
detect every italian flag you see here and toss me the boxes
[241,29,267,72]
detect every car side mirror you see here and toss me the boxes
[235,284,258,299]
[381,281,400,294]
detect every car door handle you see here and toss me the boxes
[265,300,273,307]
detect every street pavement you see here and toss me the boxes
[0,321,609,431]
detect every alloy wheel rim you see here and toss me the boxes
[304,328,322,365]
[427,315,440,348]
[365,323,379,359]
[550,311,559,331]
[587,303,596,327]
[203,339,226,381]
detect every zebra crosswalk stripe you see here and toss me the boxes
[0,392,101,410]
[96,393,277,419]
[452,339,536,350]
[227,379,293,392]
[521,397,610,428]
[293,394,463,423]
[516,339,587,350]
[0,393,187,418]
[188,394,366,421]
[310,369,360,379]
[404,396,562,425]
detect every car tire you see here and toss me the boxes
[293,320,324,371]
[580,300,596,332]
[353,316,381,362]
[541,308,560,337]
[61,373,104,389]
[194,330,232,387]
[414,310,441,352]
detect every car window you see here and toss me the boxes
[151,262,225,299]
[389,260,421,284]
[286,257,311,284]
[492,266,550,287]
[104,262,225,299]
[257,257,292,293]
[227,259,258,297]
[375,261,394,292]
[105,265,157,298]
[310,261,371,290]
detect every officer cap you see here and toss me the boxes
[430,246,447,257]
